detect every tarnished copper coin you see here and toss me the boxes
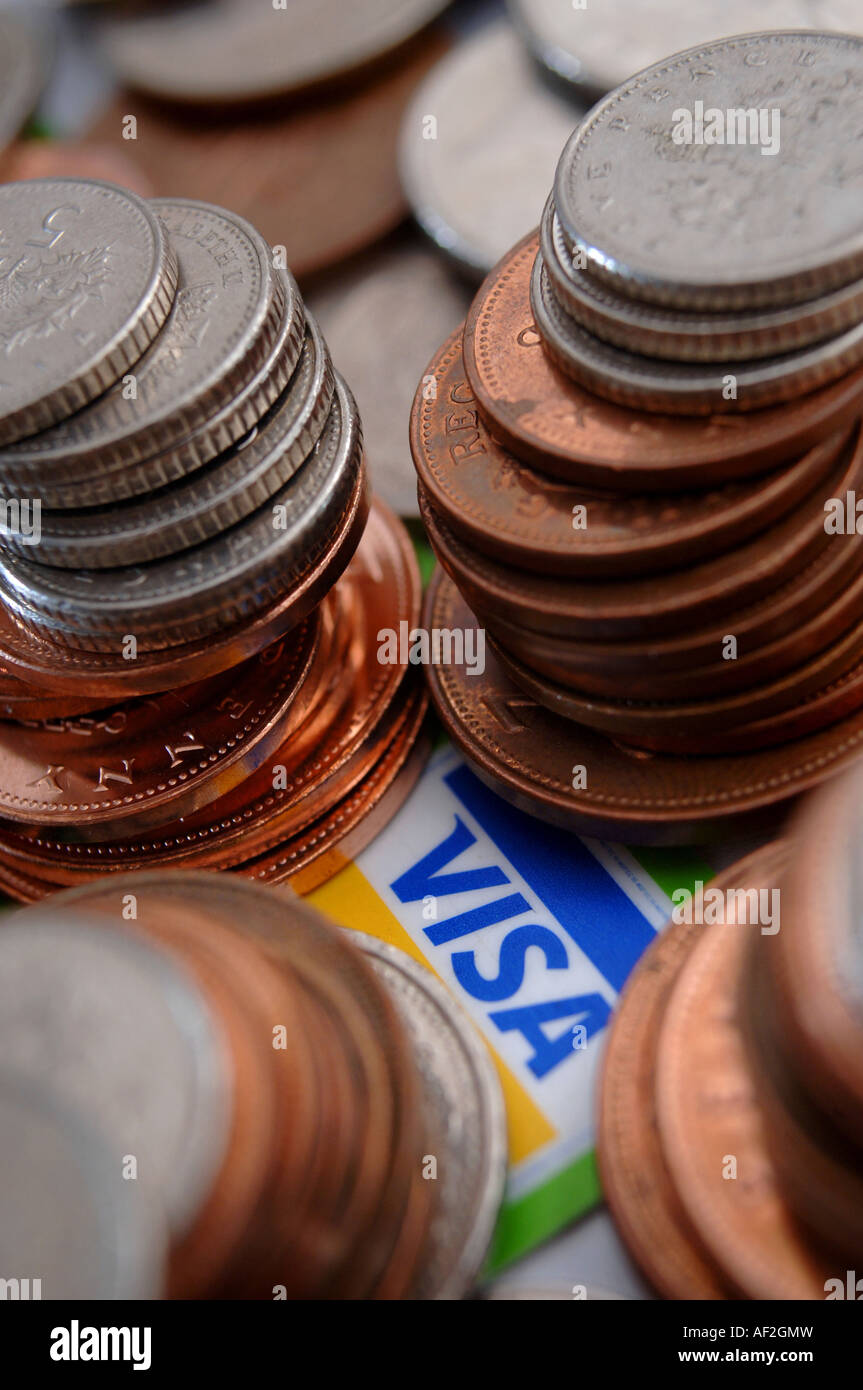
[770,763,863,1150]
[423,569,863,844]
[654,851,832,1299]
[462,235,863,489]
[87,30,448,280]
[493,632,863,757]
[598,869,765,1298]
[412,331,850,578]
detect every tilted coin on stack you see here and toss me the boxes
[0,872,507,1299]
[0,178,429,899]
[412,32,863,844]
[599,759,863,1300]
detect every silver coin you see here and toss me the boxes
[0,178,177,447]
[508,0,862,95]
[0,197,299,494]
[0,1070,167,1300]
[554,31,863,311]
[531,253,863,413]
[5,313,334,568]
[542,197,863,363]
[0,373,363,648]
[400,21,584,278]
[0,912,231,1237]
[349,930,508,1300]
[0,14,49,155]
[98,0,451,105]
[310,245,470,514]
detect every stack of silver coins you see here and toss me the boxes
[0,178,364,651]
[534,31,863,415]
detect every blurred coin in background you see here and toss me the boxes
[507,0,863,96]
[96,0,454,105]
[400,20,583,278]
[0,11,51,156]
[310,241,471,515]
[0,138,153,194]
[86,28,449,279]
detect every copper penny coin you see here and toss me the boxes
[462,234,863,489]
[0,464,369,698]
[422,569,863,844]
[0,616,317,832]
[770,763,863,1150]
[412,330,852,577]
[599,869,764,1298]
[496,637,863,757]
[87,32,448,280]
[654,858,832,1300]
[418,451,852,639]
[481,551,863,702]
[0,139,154,195]
[0,501,421,877]
[742,926,863,1270]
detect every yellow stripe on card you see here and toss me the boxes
[308,862,556,1165]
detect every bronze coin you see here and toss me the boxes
[654,854,832,1300]
[598,867,769,1298]
[0,615,318,832]
[412,332,851,579]
[481,553,863,702]
[422,568,863,844]
[769,763,863,1150]
[742,926,863,1271]
[462,234,863,489]
[495,636,863,757]
[86,32,448,281]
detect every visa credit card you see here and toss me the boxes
[308,745,711,1271]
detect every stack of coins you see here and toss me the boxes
[0,178,427,899]
[413,32,863,844]
[0,871,507,1299]
[598,759,863,1300]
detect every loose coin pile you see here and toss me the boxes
[0,871,507,1299]
[412,32,863,844]
[0,178,428,899]
[599,760,863,1300]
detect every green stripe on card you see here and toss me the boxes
[484,1150,602,1273]
[628,847,714,904]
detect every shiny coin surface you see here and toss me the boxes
[508,0,861,94]
[14,315,334,568]
[99,0,451,105]
[554,31,863,310]
[400,21,582,277]
[463,235,863,486]
[0,375,362,650]
[542,199,863,363]
[349,932,507,1300]
[0,913,231,1237]
[311,245,470,515]
[0,197,298,499]
[0,1072,167,1300]
[532,254,863,414]
[0,179,177,446]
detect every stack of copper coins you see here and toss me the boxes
[599,759,863,1300]
[412,31,863,844]
[0,871,507,1299]
[0,178,427,900]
